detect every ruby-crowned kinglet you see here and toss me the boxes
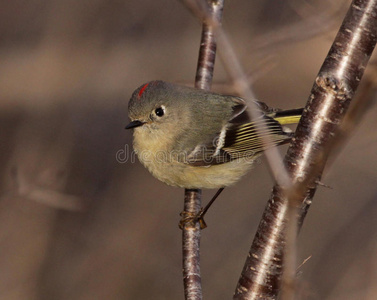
[126,80,302,189]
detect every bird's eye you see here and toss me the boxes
[155,107,165,117]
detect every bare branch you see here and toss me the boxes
[182,0,294,191]
[181,1,225,300]
[182,189,203,300]
[249,0,348,54]
[194,0,224,90]
[234,0,377,298]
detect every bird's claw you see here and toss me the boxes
[179,209,207,230]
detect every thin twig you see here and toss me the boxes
[234,0,377,298]
[248,0,348,54]
[194,0,224,90]
[182,0,293,195]
[181,1,225,299]
[182,189,203,300]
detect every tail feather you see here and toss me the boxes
[273,108,304,125]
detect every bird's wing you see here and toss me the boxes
[222,115,292,159]
[183,115,292,166]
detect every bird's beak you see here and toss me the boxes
[125,120,146,129]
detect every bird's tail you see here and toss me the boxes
[272,108,304,125]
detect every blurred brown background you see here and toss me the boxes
[1,0,377,299]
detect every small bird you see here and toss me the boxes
[126,81,303,227]
[126,80,302,190]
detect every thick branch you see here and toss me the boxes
[234,0,377,299]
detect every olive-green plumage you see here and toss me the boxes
[126,80,302,189]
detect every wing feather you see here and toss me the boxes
[183,115,292,166]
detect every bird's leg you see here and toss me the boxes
[195,187,224,227]
[179,187,225,229]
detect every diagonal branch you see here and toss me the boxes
[234,0,377,299]
[183,0,295,193]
